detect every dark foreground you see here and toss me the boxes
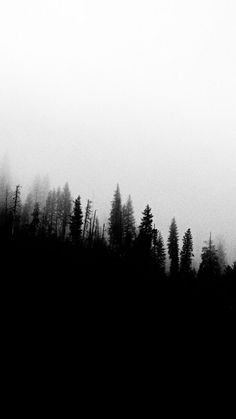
[2,236,235,321]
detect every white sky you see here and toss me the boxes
[0,0,236,263]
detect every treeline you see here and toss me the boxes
[0,174,235,281]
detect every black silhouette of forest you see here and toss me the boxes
[0,170,235,318]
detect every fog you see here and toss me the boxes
[0,0,236,264]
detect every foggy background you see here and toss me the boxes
[0,0,235,264]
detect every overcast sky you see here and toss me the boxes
[0,0,235,263]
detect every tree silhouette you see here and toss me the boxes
[109,184,123,252]
[138,204,153,256]
[82,199,92,242]
[152,228,166,277]
[168,218,179,277]
[61,183,72,239]
[180,228,194,277]
[30,202,40,236]
[123,195,136,250]
[70,196,83,245]
[11,185,21,236]
[199,234,221,279]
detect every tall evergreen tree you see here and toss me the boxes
[70,196,83,245]
[108,184,123,252]
[152,228,166,276]
[21,192,34,227]
[199,234,221,279]
[123,195,136,249]
[30,202,40,236]
[216,240,227,274]
[61,182,72,239]
[11,185,22,236]
[180,228,194,276]
[167,217,179,277]
[82,199,92,242]
[138,204,154,256]
[45,189,57,236]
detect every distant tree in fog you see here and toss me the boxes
[11,185,22,236]
[168,218,179,277]
[199,234,221,278]
[0,155,11,207]
[30,202,40,236]
[31,175,50,208]
[61,183,72,239]
[83,199,92,241]
[123,195,136,249]
[21,192,34,227]
[45,189,57,236]
[216,240,227,274]
[109,184,123,252]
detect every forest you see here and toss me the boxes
[0,167,235,316]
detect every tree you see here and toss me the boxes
[198,234,221,279]
[70,196,83,245]
[108,184,123,252]
[21,192,34,227]
[216,240,227,274]
[138,204,154,256]
[0,155,11,210]
[61,183,72,239]
[152,227,166,277]
[30,202,40,236]
[45,189,57,236]
[82,199,92,242]
[168,218,179,277]
[180,228,194,277]
[11,185,21,236]
[152,228,166,276]
[30,174,50,208]
[123,195,136,249]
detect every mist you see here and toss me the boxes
[0,0,236,265]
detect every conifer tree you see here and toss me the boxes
[61,182,72,239]
[152,228,166,276]
[108,184,123,252]
[11,185,21,236]
[82,199,92,241]
[45,189,57,236]
[70,196,83,245]
[180,228,194,276]
[123,195,136,249]
[138,204,154,256]
[199,234,221,279]
[21,192,34,227]
[167,217,179,277]
[30,202,40,236]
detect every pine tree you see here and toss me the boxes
[61,182,72,239]
[152,229,166,276]
[45,189,57,236]
[82,199,92,242]
[21,192,34,227]
[138,204,154,256]
[108,184,123,252]
[11,185,21,236]
[216,240,227,274]
[70,196,83,245]
[123,195,136,249]
[30,202,40,236]
[199,234,221,279]
[180,228,194,277]
[168,217,179,277]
